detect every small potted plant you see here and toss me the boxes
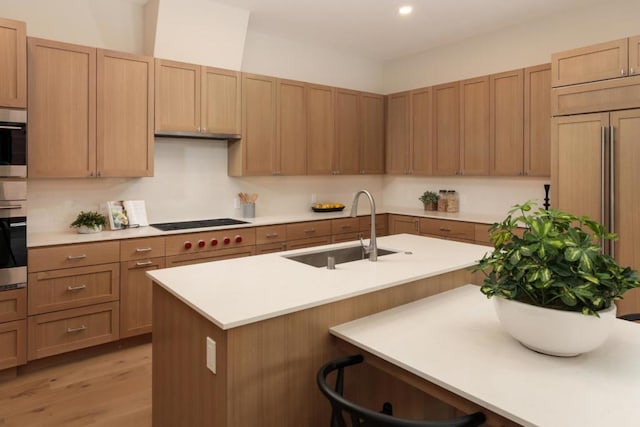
[70,210,107,234]
[418,191,439,211]
[472,201,640,356]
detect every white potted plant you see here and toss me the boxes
[473,201,640,356]
[70,210,107,234]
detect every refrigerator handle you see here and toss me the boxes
[610,125,615,258]
[600,126,606,251]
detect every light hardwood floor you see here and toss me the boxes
[0,341,151,427]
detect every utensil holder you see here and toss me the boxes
[242,202,255,219]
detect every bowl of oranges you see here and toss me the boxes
[311,202,345,212]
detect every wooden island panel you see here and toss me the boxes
[152,268,477,427]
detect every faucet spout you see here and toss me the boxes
[350,190,377,261]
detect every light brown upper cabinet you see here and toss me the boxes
[410,88,434,175]
[0,17,26,108]
[490,69,524,176]
[334,88,361,175]
[28,38,154,178]
[306,84,335,175]
[385,91,410,174]
[524,64,551,176]
[155,59,241,136]
[360,93,385,174]
[228,73,276,176]
[432,82,460,175]
[459,76,490,175]
[551,37,640,88]
[277,79,307,175]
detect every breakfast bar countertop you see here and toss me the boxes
[146,234,489,330]
[330,285,640,427]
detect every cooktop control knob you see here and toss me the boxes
[184,241,192,250]
[235,235,242,243]
[198,240,205,248]
[223,237,231,244]
[210,238,218,246]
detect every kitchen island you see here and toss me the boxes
[147,234,489,427]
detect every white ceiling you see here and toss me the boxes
[135,0,604,61]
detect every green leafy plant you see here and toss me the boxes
[70,210,107,229]
[418,190,439,204]
[472,201,640,316]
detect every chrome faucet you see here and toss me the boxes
[350,190,377,261]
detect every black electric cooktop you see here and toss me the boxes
[150,218,249,231]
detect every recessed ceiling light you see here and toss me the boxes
[399,5,413,15]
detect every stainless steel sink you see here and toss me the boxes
[283,245,397,268]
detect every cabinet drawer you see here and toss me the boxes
[331,217,359,235]
[0,288,26,323]
[29,241,120,272]
[359,214,388,237]
[165,246,255,267]
[255,225,287,244]
[28,302,119,361]
[332,232,361,244]
[0,319,26,370]
[28,263,120,315]
[474,224,493,246]
[420,218,475,241]
[165,228,255,256]
[286,220,331,241]
[120,257,164,339]
[120,236,166,261]
[255,242,287,255]
[551,74,640,116]
[286,236,332,251]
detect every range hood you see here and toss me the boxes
[145,0,249,141]
[154,130,241,141]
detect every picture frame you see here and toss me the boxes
[104,201,129,230]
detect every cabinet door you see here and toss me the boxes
[459,76,490,176]
[28,38,96,178]
[335,88,360,175]
[551,38,628,87]
[97,49,154,177]
[551,113,609,223]
[241,73,277,175]
[306,84,335,175]
[155,59,200,132]
[360,93,385,174]
[630,36,640,77]
[611,109,640,314]
[202,67,241,135]
[524,64,551,177]
[0,320,26,370]
[385,91,410,175]
[0,17,26,108]
[411,88,433,175]
[432,82,460,175]
[277,79,306,175]
[490,69,524,176]
[120,257,165,338]
[388,215,419,235]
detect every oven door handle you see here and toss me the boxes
[0,125,23,130]
[0,205,23,209]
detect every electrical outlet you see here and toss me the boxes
[206,337,216,374]
[233,197,240,209]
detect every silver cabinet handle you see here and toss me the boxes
[67,254,87,260]
[66,325,87,333]
[601,126,606,251]
[439,227,452,232]
[610,125,615,258]
[631,67,636,75]
[621,68,626,76]
[341,225,352,230]
[66,285,87,291]
[265,233,279,239]
[304,229,316,234]
[135,260,154,267]
[135,247,153,253]
[0,205,23,209]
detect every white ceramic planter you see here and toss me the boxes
[493,297,617,357]
[77,224,103,234]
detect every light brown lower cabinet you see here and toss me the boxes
[120,257,165,338]
[419,218,475,243]
[27,302,119,361]
[165,246,256,267]
[388,214,420,235]
[0,320,26,370]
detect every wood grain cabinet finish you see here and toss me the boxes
[255,225,287,245]
[551,38,631,88]
[228,73,277,176]
[276,79,307,175]
[385,91,411,174]
[29,241,120,272]
[28,37,154,178]
[334,88,361,175]
[286,220,332,249]
[331,217,361,243]
[490,69,524,176]
[420,218,475,243]
[306,84,336,175]
[360,93,385,174]
[0,288,26,323]
[0,320,26,370]
[0,17,26,108]
[432,82,460,175]
[524,64,551,176]
[359,214,388,239]
[120,257,164,338]
[155,59,241,136]
[27,302,119,361]
[459,76,490,176]
[120,236,166,261]
[388,214,420,235]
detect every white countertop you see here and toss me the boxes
[146,234,489,330]
[330,285,640,427]
[27,207,504,248]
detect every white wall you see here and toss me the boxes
[383,0,640,93]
